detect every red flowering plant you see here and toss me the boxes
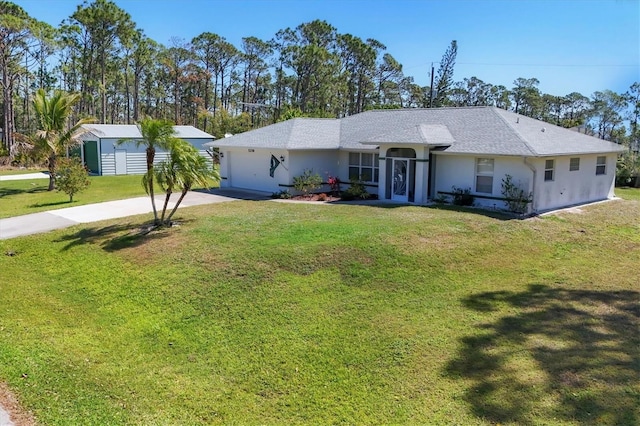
[327,175,341,197]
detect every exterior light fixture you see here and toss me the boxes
[280,155,285,162]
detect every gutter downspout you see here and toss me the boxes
[523,157,536,214]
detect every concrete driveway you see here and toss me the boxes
[0,408,11,426]
[0,171,49,181]
[0,189,270,240]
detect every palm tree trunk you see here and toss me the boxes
[146,147,159,224]
[147,172,159,224]
[48,154,56,191]
[165,188,189,224]
[160,190,172,224]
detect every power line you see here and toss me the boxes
[406,61,638,70]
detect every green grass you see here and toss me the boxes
[616,186,640,201]
[0,175,147,218]
[0,192,638,425]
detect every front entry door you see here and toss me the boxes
[391,159,409,202]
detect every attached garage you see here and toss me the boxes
[220,148,289,192]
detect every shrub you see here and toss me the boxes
[341,180,369,200]
[317,193,328,201]
[433,193,449,204]
[451,186,474,206]
[616,152,640,186]
[55,157,91,202]
[271,190,292,199]
[501,174,532,214]
[293,169,322,197]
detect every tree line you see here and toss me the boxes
[1,0,638,177]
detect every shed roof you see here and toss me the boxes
[205,107,624,157]
[80,124,214,140]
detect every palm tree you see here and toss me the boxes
[32,89,95,191]
[156,138,218,226]
[119,117,175,224]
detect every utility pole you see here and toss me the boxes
[429,62,435,108]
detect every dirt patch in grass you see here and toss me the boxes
[0,383,35,426]
[117,225,189,265]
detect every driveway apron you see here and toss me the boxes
[0,190,269,240]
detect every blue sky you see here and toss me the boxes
[16,0,640,98]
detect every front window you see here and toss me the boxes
[475,158,494,193]
[596,156,606,175]
[544,159,554,181]
[349,152,379,182]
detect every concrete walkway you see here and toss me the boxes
[0,188,270,240]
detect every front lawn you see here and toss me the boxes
[0,195,638,424]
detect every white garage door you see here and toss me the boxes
[229,151,281,192]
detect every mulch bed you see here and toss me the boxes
[290,193,342,202]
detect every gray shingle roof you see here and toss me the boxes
[206,107,624,156]
[492,108,624,155]
[204,118,340,150]
[361,124,455,146]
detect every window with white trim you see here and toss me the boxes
[569,157,580,171]
[349,152,379,182]
[475,158,494,193]
[596,156,606,175]
[544,159,554,181]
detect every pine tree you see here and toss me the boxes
[432,40,457,107]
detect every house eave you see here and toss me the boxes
[360,141,453,148]
[532,148,626,157]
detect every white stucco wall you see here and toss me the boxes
[531,153,617,212]
[433,154,532,210]
[288,150,340,190]
[433,153,618,212]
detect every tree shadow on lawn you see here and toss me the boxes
[29,200,72,208]
[445,284,639,425]
[0,186,48,198]
[54,221,186,252]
